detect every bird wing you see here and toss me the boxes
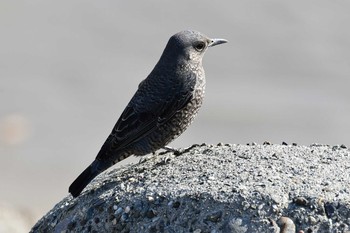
[96,73,196,160]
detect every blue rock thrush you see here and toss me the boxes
[69,30,227,197]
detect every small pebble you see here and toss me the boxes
[128,177,137,182]
[114,207,123,215]
[172,201,180,208]
[277,217,296,233]
[324,203,335,218]
[308,216,317,225]
[146,209,157,218]
[206,211,222,223]
[294,197,308,206]
[272,204,279,212]
[121,213,129,222]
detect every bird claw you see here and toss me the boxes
[163,146,182,155]
[138,154,156,164]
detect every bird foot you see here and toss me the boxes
[162,146,182,155]
[138,153,156,164]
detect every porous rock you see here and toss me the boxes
[31,143,350,232]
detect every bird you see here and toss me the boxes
[69,30,227,197]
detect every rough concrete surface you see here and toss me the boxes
[31,143,350,233]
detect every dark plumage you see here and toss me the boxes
[69,30,227,197]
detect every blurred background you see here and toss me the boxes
[1,0,350,232]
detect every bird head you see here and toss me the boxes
[162,30,228,64]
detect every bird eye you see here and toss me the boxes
[194,42,205,52]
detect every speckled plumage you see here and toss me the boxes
[69,30,227,197]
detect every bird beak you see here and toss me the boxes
[208,38,228,47]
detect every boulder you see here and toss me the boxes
[31,143,350,232]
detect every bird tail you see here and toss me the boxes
[68,159,110,198]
